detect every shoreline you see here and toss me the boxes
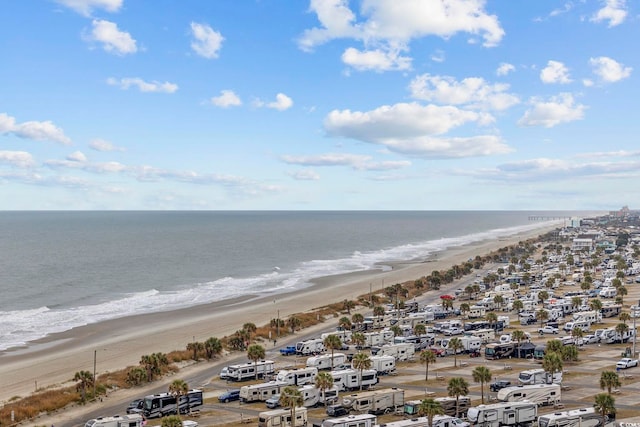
[0,223,559,404]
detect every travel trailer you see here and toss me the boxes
[469,328,495,343]
[518,368,562,385]
[371,343,415,361]
[601,304,622,318]
[467,401,537,427]
[330,368,378,391]
[258,407,307,427]
[342,387,404,415]
[296,338,325,355]
[140,390,203,418]
[467,305,486,319]
[85,414,144,427]
[537,407,607,427]
[572,310,602,324]
[306,353,347,370]
[377,415,470,427]
[599,287,617,298]
[369,355,396,375]
[563,321,590,333]
[403,397,471,418]
[363,330,395,348]
[226,360,276,381]
[496,384,561,407]
[321,330,352,344]
[276,367,319,386]
[441,336,482,355]
[320,414,377,427]
[240,381,287,403]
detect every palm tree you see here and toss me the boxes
[168,379,188,415]
[546,339,563,354]
[472,366,492,404]
[186,341,204,361]
[73,370,94,402]
[287,316,301,333]
[512,299,524,313]
[247,344,266,380]
[323,334,342,370]
[280,386,303,427]
[343,299,356,314]
[542,352,563,382]
[599,371,621,394]
[414,323,427,337]
[314,372,334,407]
[352,332,365,350]
[447,377,469,417]
[418,398,444,427]
[161,415,183,427]
[448,337,463,367]
[352,352,372,391]
[338,316,352,331]
[390,325,402,337]
[243,322,257,344]
[615,322,629,341]
[620,312,631,325]
[493,295,504,310]
[536,309,549,328]
[590,298,603,312]
[460,303,470,317]
[571,327,584,346]
[420,349,436,381]
[593,393,616,427]
[485,312,498,330]
[351,313,364,329]
[373,305,386,324]
[204,337,223,360]
[511,329,526,357]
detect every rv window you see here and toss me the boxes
[514,393,521,398]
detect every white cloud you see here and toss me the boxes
[323,103,510,158]
[281,153,411,171]
[210,90,242,108]
[341,47,411,72]
[190,22,224,59]
[518,93,586,128]
[431,50,445,63]
[582,79,594,87]
[89,138,125,152]
[288,169,321,181]
[255,93,294,111]
[496,62,515,76]
[87,19,137,55]
[67,151,87,162]
[0,151,35,168]
[409,74,519,111]
[106,77,178,93]
[589,56,632,83]
[55,0,122,16]
[540,60,572,84]
[591,0,627,27]
[0,113,71,145]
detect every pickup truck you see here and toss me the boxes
[279,345,297,356]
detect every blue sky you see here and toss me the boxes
[0,0,638,210]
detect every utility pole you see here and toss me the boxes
[633,300,639,357]
[93,349,97,399]
[277,309,280,338]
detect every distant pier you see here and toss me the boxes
[528,215,572,221]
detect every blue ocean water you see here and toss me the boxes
[0,211,576,351]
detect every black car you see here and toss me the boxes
[490,380,511,392]
[326,404,349,417]
[126,398,144,414]
[218,389,241,403]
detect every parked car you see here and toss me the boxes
[616,358,639,369]
[538,325,559,335]
[218,389,241,403]
[333,363,351,371]
[126,399,144,414]
[219,366,229,380]
[266,394,281,409]
[490,380,512,392]
[583,334,599,344]
[326,404,350,417]
[443,327,464,336]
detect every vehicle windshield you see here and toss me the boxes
[467,408,479,422]
[519,373,531,381]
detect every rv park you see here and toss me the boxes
[16,211,640,427]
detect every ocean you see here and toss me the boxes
[0,210,578,351]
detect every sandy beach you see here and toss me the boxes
[0,223,559,406]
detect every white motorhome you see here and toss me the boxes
[562,320,590,333]
[371,343,415,361]
[441,336,482,355]
[537,407,607,427]
[518,368,562,385]
[306,353,347,370]
[330,368,378,391]
[600,304,622,318]
[240,381,288,403]
[258,407,307,427]
[497,315,510,328]
[296,384,321,408]
[85,414,144,427]
[321,330,353,343]
[470,328,495,343]
[467,401,537,427]
[496,384,561,407]
[468,305,486,319]
[363,330,394,348]
[599,287,617,298]
[572,310,602,324]
[342,387,404,415]
[296,338,325,355]
[320,414,377,427]
[226,360,276,381]
[378,415,470,427]
[369,355,396,375]
[276,367,318,386]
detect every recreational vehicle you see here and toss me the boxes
[276,367,319,386]
[321,330,352,343]
[485,342,516,360]
[85,414,144,427]
[572,310,602,324]
[496,384,561,407]
[258,407,307,427]
[330,368,378,391]
[469,328,495,343]
[371,343,415,361]
[226,360,276,381]
[466,401,537,427]
[601,304,622,318]
[296,338,325,355]
[341,387,404,415]
[518,368,562,385]
[537,407,607,427]
[403,397,471,418]
[320,414,377,427]
[240,381,287,403]
[377,415,470,427]
[306,353,347,370]
[140,390,203,418]
[369,355,396,375]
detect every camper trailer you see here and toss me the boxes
[369,355,396,375]
[226,360,276,381]
[342,388,404,415]
[85,414,144,427]
[518,369,562,385]
[601,304,622,318]
[572,310,602,324]
[371,343,415,361]
[258,407,308,427]
[468,305,487,319]
[321,331,352,344]
[470,328,496,343]
[240,381,287,403]
[537,407,607,427]
[496,384,561,407]
[466,401,537,427]
[320,414,377,427]
[330,368,378,391]
[276,367,319,386]
[296,338,325,355]
[377,415,470,427]
[306,353,347,370]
